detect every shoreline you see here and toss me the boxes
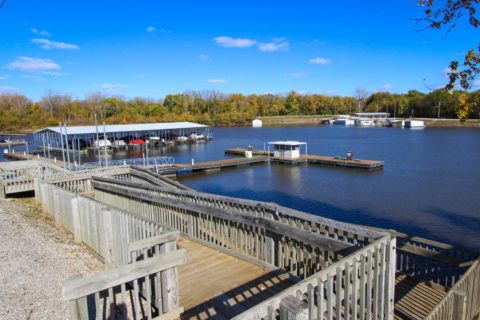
[2,116,480,135]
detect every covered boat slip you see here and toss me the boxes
[32,121,211,151]
[4,159,479,319]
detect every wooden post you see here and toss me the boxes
[53,189,61,227]
[279,295,307,320]
[102,208,115,269]
[33,177,40,202]
[0,182,5,199]
[71,197,81,244]
[160,241,179,312]
[452,289,467,320]
[66,275,88,320]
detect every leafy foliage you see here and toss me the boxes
[1,89,479,132]
[418,0,479,89]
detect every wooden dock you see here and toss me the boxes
[178,237,298,319]
[225,148,384,169]
[3,159,480,320]
[174,156,268,174]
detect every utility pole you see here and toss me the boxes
[437,102,441,119]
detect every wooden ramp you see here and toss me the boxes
[177,237,298,319]
[394,273,447,320]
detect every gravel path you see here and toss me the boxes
[0,197,103,320]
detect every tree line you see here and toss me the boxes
[0,89,479,132]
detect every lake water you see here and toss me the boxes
[2,126,479,250]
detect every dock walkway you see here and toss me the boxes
[225,148,384,169]
[178,237,297,319]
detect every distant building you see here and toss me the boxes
[252,119,263,127]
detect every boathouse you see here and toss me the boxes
[33,122,209,150]
[268,141,307,159]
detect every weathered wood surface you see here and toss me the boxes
[63,249,186,301]
[177,237,299,319]
[92,175,382,242]
[174,156,268,173]
[394,273,447,320]
[425,259,480,320]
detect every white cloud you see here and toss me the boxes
[5,56,61,72]
[207,79,226,84]
[31,28,51,37]
[32,38,79,50]
[0,86,17,93]
[214,36,256,48]
[473,80,480,87]
[286,71,308,77]
[136,74,146,78]
[100,83,129,90]
[258,41,289,52]
[326,90,337,95]
[0,75,8,81]
[146,26,155,33]
[199,54,210,62]
[309,57,331,65]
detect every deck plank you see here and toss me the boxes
[393,273,447,320]
[177,237,298,319]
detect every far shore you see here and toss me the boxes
[2,116,480,135]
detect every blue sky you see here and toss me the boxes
[0,0,477,100]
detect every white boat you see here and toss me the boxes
[354,118,375,126]
[189,133,205,141]
[404,120,425,128]
[93,139,112,149]
[113,140,126,148]
[334,119,355,126]
[149,136,161,141]
[176,136,188,142]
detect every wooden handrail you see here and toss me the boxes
[63,249,186,301]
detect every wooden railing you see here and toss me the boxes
[233,235,396,320]
[63,250,186,320]
[92,176,381,247]
[425,259,480,320]
[36,180,185,319]
[36,181,177,268]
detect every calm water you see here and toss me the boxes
[2,126,479,250]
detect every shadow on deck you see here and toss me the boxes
[177,237,299,320]
[394,273,447,320]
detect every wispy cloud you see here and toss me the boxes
[5,56,61,72]
[94,83,129,93]
[31,28,51,37]
[199,54,211,62]
[136,74,146,78]
[214,36,256,48]
[309,57,331,65]
[326,90,337,95]
[0,86,17,93]
[32,38,79,50]
[146,26,171,34]
[473,80,480,87]
[207,78,226,84]
[258,40,289,52]
[0,75,8,81]
[286,71,308,78]
[100,83,128,90]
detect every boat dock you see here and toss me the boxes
[0,159,478,319]
[225,147,385,169]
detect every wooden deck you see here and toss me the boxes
[224,148,384,169]
[174,156,268,174]
[177,237,298,319]
[394,273,447,320]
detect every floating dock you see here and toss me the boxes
[225,148,384,169]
